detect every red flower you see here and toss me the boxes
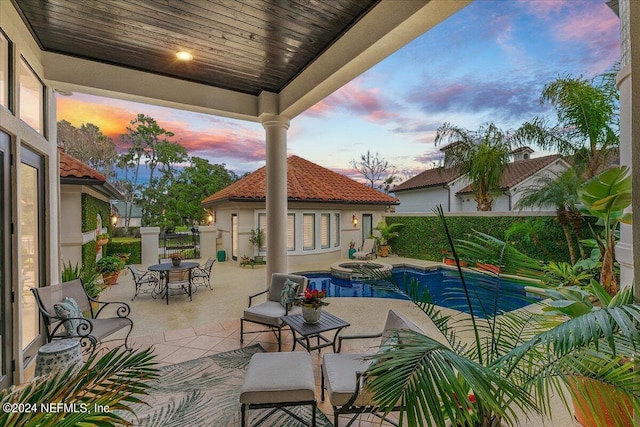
[296,288,329,308]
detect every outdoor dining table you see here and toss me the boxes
[147,261,199,304]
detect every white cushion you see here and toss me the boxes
[322,353,372,406]
[243,301,301,327]
[240,352,315,404]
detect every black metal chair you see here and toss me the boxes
[192,257,215,290]
[127,264,160,300]
[31,279,133,356]
[240,273,308,351]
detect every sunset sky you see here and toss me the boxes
[56,0,620,181]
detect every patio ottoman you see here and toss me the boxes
[240,352,316,427]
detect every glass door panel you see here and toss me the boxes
[231,214,238,261]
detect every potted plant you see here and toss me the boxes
[115,252,131,264]
[170,252,185,267]
[295,289,329,324]
[96,232,110,247]
[249,228,265,262]
[97,255,126,285]
[348,241,357,259]
[61,260,105,313]
[373,221,403,257]
[441,249,467,267]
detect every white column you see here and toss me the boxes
[140,227,160,266]
[262,115,290,280]
[198,225,217,261]
[615,0,633,286]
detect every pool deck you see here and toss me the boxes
[99,255,577,426]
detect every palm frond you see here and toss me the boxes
[0,347,158,427]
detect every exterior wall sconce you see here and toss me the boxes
[207,210,215,225]
[352,215,358,227]
[110,212,119,227]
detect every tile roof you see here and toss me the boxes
[59,149,106,182]
[393,167,462,192]
[201,155,398,206]
[456,154,562,194]
[394,155,563,194]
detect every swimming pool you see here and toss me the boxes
[302,267,539,318]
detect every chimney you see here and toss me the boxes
[511,146,534,162]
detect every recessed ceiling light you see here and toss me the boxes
[176,51,193,61]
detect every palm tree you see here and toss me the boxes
[512,72,619,179]
[514,169,584,263]
[435,122,512,211]
[362,207,640,427]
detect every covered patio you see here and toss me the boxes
[0,2,639,422]
[101,256,578,426]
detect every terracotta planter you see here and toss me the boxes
[378,245,390,257]
[97,238,109,247]
[476,263,501,274]
[102,271,120,285]
[569,376,633,427]
[444,258,468,267]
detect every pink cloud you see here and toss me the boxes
[303,80,400,124]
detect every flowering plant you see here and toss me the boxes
[295,289,329,308]
[170,253,185,261]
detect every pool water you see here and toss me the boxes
[303,267,539,318]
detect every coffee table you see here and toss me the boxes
[281,311,350,353]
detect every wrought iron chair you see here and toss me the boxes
[127,264,160,300]
[31,278,133,356]
[240,273,308,351]
[321,310,424,426]
[191,257,215,290]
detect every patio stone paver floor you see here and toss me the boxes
[98,256,578,427]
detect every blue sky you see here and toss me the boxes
[58,0,620,182]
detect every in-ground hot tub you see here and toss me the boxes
[330,261,393,280]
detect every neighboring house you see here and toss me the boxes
[59,148,122,267]
[394,148,571,213]
[201,156,398,266]
[111,200,143,228]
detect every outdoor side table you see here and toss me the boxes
[35,339,83,376]
[281,311,350,353]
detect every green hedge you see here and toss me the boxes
[82,240,98,273]
[81,193,111,233]
[386,215,574,263]
[106,238,142,264]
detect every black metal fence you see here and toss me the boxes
[160,228,200,260]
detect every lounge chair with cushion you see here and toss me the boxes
[128,264,160,300]
[354,238,377,260]
[31,278,133,356]
[321,310,424,426]
[240,273,309,351]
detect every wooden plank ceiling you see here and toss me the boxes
[13,0,379,95]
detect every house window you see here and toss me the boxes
[0,31,9,110]
[257,213,267,251]
[320,213,330,249]
[334,213,340,247]
[19,58,44,134]
[20,147,45,360]
[303,214,315,250]
[287,214,295,251]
